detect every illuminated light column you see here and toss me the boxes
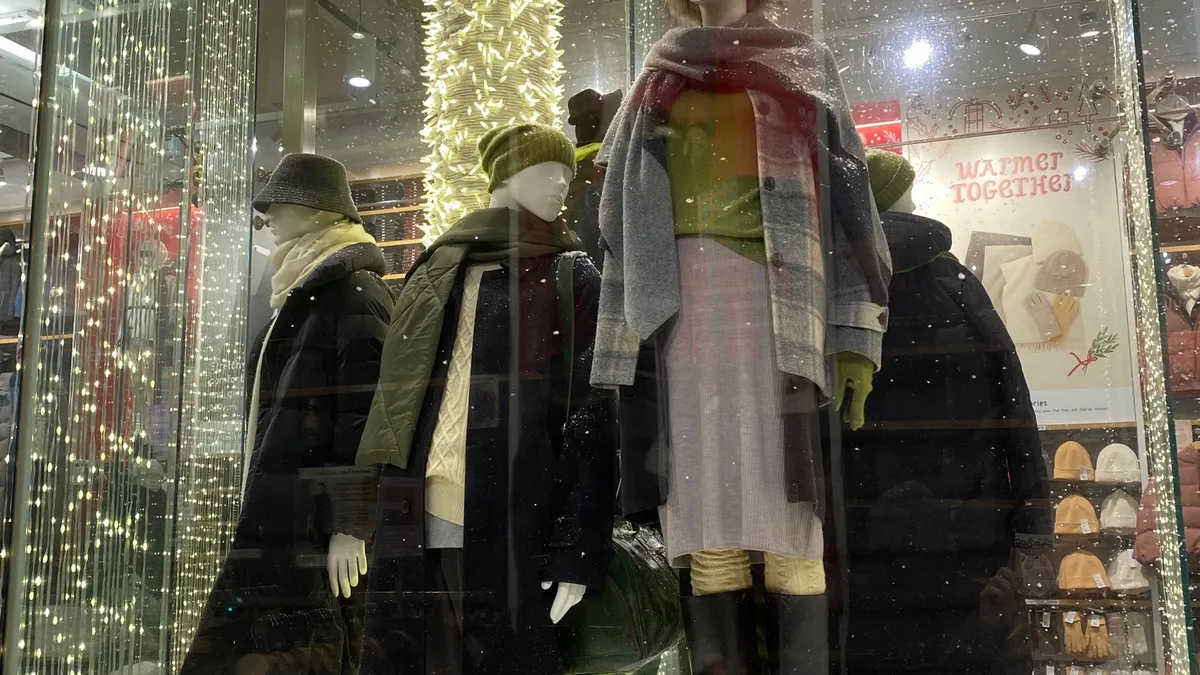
[421,0,566,240]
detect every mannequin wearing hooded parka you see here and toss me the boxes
[591,0,892,672]
[838,150,1048,675]
[181,154,394,675]
[354,124,617,675]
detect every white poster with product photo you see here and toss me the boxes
[908,127,1137,425]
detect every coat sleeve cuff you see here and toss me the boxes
[832,324,883,370]
[544,544,611,591]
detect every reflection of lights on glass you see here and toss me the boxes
[81,165,109,177]
[347,76,371,88]
[1078,5,1101,38]
[1018,11,1044,56]
[903,40,933,69]
[1162,180,1179,186]
[1073,165,1088,182]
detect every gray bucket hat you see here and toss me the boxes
[252,153,361,223]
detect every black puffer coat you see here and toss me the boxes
[360,253,617,675]
[835,212,1048,675]
[181,242,394,675]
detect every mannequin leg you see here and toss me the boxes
[682,548,757,675]
[763,554,828,675]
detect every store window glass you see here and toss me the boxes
[3,0,1182,673]
[0,0,258,672]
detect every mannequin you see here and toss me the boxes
[592,0,891,672]
[564,88,624,266]
[490,160,590,620]
[181,153,393,675]
[356,123,616,675]
[839,150,1047,674]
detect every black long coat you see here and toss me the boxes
[181,242,394,675]
[360,253,617,675]
[834,212,1048,675]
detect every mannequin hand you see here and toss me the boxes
[833,352,874,431]
[328,532,367,598]
[540,580,587,623]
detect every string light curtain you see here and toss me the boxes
[421,0,566,239]
[4,0,257,670]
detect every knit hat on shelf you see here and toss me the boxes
[1057,550,1111,590]
[1055,494,1099,536]
[1035,249,1089,297]
[1054,440,1095,481]
[1018,551,1057,597]
[865,149,916,213]
[252,153,362,223]
[1107,549,1150,593]
[1095,443,1140,483]
[1100,490,1139,531]
[477,123,577,193]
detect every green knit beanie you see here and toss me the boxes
[477,123,577,193]
[866,149,916,212]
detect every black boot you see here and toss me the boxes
[763,592,827,675]
[681,589,758,675]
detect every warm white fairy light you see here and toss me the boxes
[1107,0,1195,670]
[421,0,566,239]
[4,0,256,671]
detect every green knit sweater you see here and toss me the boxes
[667,89,766,263]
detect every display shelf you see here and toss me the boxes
[0,333,74,345]
[1038,421,1137,431]
[360,205,424,217]
[1025,596,1151,609]
[377,238,423,248]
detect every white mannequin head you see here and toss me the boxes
[262,203,343,245]
[489,161,573,222]
[887,186,916,215]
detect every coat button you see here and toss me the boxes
[763,177,776,191]
[400,500,410,514]
[771,252,784,268]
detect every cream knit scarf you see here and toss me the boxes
[269,219,376,309]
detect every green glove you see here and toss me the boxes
[834,352,874,431]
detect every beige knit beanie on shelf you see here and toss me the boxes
[1054,441,1094,481]
[1055,494,1099,536]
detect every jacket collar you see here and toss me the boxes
[880,211,952,273]
[295,241,385,293]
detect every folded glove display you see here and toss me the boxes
[1106,611,1152,661]
[1063,612,1113,660]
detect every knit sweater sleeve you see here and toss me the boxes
[822,46,892,368]
[546,255,618,591]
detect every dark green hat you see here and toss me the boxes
[866,149,916,213]
[477,124,577,193]
[253,153,361,223]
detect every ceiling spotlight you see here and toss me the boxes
[346,32,376,89]
[903,39,934,69]
[1078,4,1101,38]
[1018,11,1044,56]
